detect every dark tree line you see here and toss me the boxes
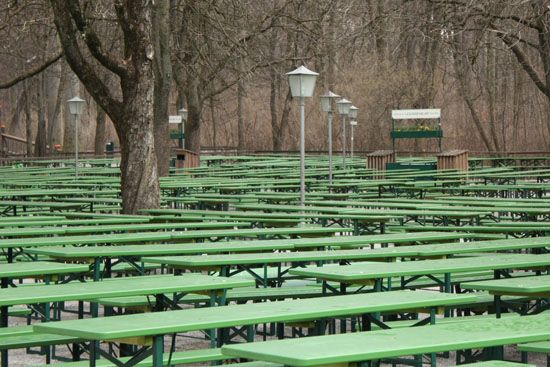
[0,0,549,212]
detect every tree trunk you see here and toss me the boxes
[152,0,172,177]
[115,75,159,213]
[209,97,217,148]
[268,24,281,151]
[24,82,33,156]
[94,104,106,155]
[237,69,245,153]
[47,62,67,151]
[34,74,48,156]
[49,0,161,213]
[185,77,202,152]
[274,89,292,151]
[62,75,79,153]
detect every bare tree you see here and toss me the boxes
[49,0,160,213]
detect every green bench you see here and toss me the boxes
[221,312,550,367]
[518,341,550,367]
[33,290,476,367]
[37,351,281,367]
[456,361,534,367]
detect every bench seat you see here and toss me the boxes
[458,361,535,367]
[34,347,281,367]
[518,341,550,353]
[0,325,81,350]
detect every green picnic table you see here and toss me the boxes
[24,241,296,277]
[399,224,550,237]
[287,230,498,249]
[0,274,253,313]
[0,262,89,366]
[0,217,151,229]
[221,312,550,367]
[461,275,550,317]
[33,290,476,367]
[144,208,394,234]
[0,232,174,263]
[168,227,352,241]
[145,236,550,286]
[288,253,550,294]
[0,200,85,216]
[0,261,89,281]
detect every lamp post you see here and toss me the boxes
[178,108,188,149]
[336,98,352,169]
[286,65,318,207]
[349,105,358,160]
[67,97,85,178]
[320,91,340,186]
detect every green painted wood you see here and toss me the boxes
[221,313,550,366]
[33,290,476,340]
[290,231,494,248]
[33,348,227,367]
[0,262,89,279]
[517,341,550,353]
[461,275,550,294]
[61,221,250,235]
[144,247,420,267]
[0,331,80,350]
[0,232,173,249]
[288,254,550,282]
[0,274,253,307]
[24,241,295,258]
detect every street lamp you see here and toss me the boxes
[336,98,352,169]
[349,105,358,159]
[178,108,188,149]
[320,91,340,186]
[286,65,318,207]
[67,97,85,177]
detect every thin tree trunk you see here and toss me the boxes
[62,75,79,153]
[34,74,48,156]
[152,0,172,177]
[47,63,67,151]
[94,104,106,155]
[24,81,33,156]
[210,97,217,148]
[237,65,245,153]
[185,77,202,153]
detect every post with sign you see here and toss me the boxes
[168,115,183,148]
[169,113,200,172]
[390,108,442,153]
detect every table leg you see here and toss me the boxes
[152,335,164,367]
[1,276,8,367]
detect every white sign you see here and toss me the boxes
[391,109,441,120]
[350,120,358,126]
[168,115,182,124]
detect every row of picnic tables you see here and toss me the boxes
[1,156,550,367]
[2,227,550,366]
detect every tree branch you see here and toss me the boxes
[495,28,549,96]
[0,51,63,89]
[49,0,123,123]
[67,0,128,78]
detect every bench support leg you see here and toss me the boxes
[152,335,164,367]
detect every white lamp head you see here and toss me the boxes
[67,97,85,116]
[320,91,341,113]
[178,108,188,121]
[349,105,358,119]
[286,65,319,98]
[336,98,352,116]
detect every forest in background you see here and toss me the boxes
[1,0,549,159]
